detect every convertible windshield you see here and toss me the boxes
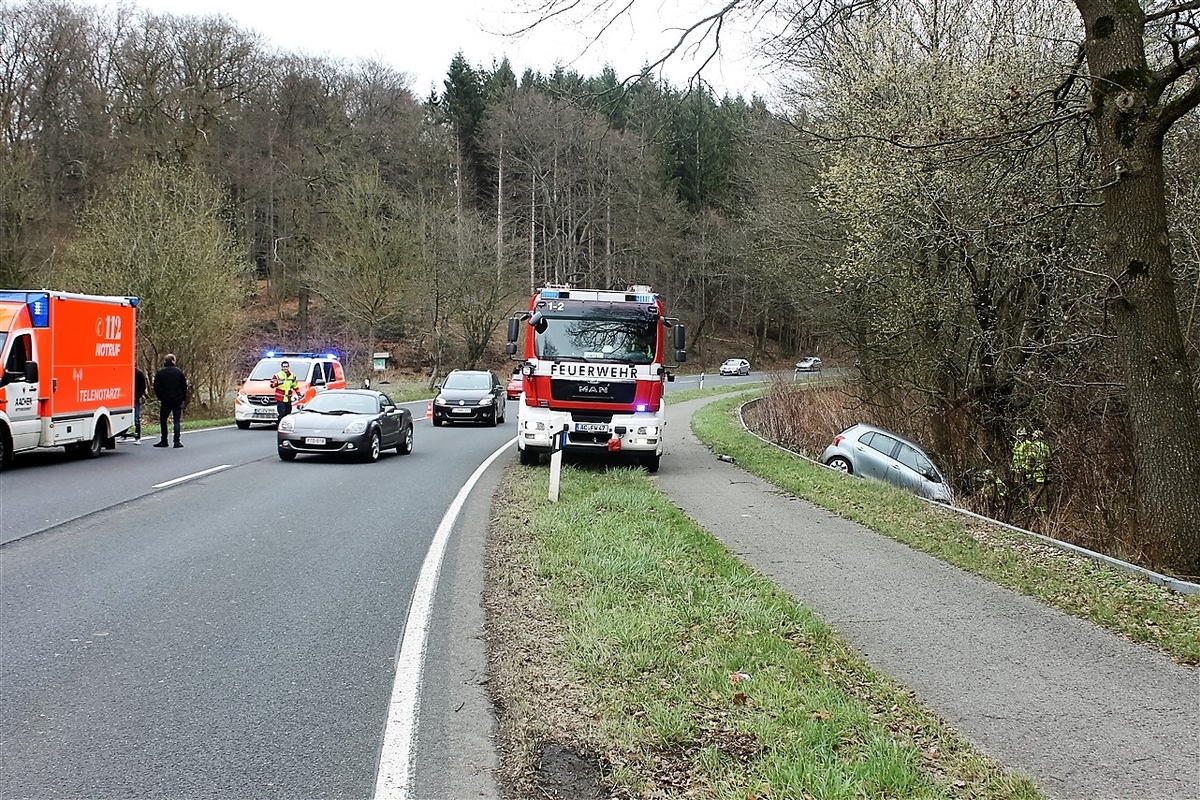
[302,392,377,414]
[535,314,657,363]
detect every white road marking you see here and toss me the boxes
[373,437,516,800]
[152,465,232,489]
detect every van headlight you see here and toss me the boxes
[236,393,248,405]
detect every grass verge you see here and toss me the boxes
[487,466,1043,799]
[691,394,1200,666]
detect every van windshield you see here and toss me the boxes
[248,359,313,381]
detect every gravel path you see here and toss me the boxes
[654,396,1199,800]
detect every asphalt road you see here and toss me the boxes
[0,401,513,799]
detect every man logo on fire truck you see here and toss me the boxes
[505,285,686,473]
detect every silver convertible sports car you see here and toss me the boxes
[277,389,413,462]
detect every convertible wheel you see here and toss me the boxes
[278,448,296,461]
[397,424,413,455]
[826,456,852,474]
[364,430,381,462]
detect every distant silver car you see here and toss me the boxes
[719,358,750,376]
[794,356,823,372]
[820,423,952,503]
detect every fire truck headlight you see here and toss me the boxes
[636,403,648,412]
[636,426,659,437]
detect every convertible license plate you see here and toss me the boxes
[304,437,326,445]
[575,422,608,434]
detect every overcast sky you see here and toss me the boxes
[80,0,774,100]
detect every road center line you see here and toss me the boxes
[152,465,233,489]
[373,437,515,800]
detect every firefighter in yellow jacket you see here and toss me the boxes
[1012,428,1051,513]
[271,360,301,424]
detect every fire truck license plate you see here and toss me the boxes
[304,437,326,445]
[575,422,608,434]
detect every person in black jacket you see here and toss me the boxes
[152,354,187,448]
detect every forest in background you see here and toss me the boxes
[2,0,1198,573]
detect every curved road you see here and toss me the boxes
[0,400,513,799]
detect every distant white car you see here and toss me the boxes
[719,358,751,376]
[795,356,823,372]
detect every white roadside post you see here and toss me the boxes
[548,425,568,502]
[699,371,705,390]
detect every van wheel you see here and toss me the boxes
[0,431,11,471]
[236,420,251,430]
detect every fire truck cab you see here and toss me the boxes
[506,285,685,472]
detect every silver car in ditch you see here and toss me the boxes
[820,423,952,503]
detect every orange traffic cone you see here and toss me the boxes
[426,401,432,419]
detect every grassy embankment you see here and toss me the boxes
[490,383,1044,798]
[690,392,1200,666]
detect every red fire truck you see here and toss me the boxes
[505,285,686,472]
[0,290,137,471]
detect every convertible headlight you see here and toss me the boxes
[343,420,368,434]
[479,396,495,406]
[278,417,295,432]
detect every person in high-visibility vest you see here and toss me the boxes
[271,360,301,423]
[1012,428,1051,512]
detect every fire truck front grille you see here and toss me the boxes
[550,380,636,404]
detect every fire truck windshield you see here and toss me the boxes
[535,315,657,363]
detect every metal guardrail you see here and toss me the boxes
[731,397,1200,596]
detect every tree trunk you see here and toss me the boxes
[1075,0,1200,576]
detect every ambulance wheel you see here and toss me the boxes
[236,420,251,430]
[642,453,661,473]
[83,430,103,459]
[0,432,11,471]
